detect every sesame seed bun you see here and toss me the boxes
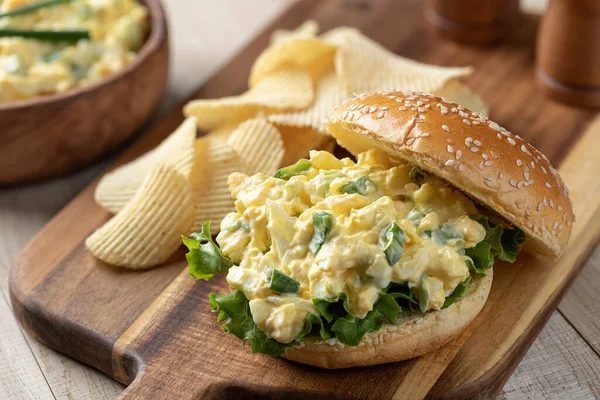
[285,270,492,368]
[326,90,574,260]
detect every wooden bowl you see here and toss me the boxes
[0,0,169,185]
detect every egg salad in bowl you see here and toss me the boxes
[0,0,148,103]
[183,148,525,358]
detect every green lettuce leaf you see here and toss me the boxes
[182,221,234,281]
[443,275,471,308]
[209,290,292,356]
[465,216,525,275]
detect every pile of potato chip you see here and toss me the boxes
[86,21,487,269]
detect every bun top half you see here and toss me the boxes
[326,90,574,259]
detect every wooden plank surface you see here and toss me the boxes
[1,0,599,399]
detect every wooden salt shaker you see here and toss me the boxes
[424,0,521,44]
[536,0,600,108]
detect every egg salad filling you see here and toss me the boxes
[184,149,525,356]
[0,0,148,103]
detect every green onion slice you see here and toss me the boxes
[265,267,300,294]
[339,175,374,195]
[0,0,73,19]
[0,29,90,42]
[379,222,408,265]
[273,159,312,180]
[309,211,334,254]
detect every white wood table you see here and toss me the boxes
[1,1,599,399]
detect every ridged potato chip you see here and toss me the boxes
[227,118,284,175]
[277,125,338,167]
[184,65,313,131]
[191,136,249,234]
[94,117,197,214]
[434,79,488,117]
[327,28,472,93]
[249,38,337,87]
[268,72,350,134]
[86,164,194,269]
[270,20,319,45]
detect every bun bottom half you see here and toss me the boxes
[284,269,493,369]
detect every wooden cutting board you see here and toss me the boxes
[9,0,600,398]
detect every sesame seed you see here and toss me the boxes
[541,216,547,223]
[550,199,555,208]
[447,145,454,153]
[497,133,503,140]
[471,147,479,152]
[442,124,450,132]
[521,144,529,153]
[524,171,530,180]
[463,119,471,125]
[545,182,552,188]
[482,153,489,160]
[349,104,358,111]
[380,106,389,111]
[510,180,517,187]
[558,205,563,212]
[441,109,448,114]
[508,138,516,145]
[458,163,465,172]
[485,161,493,166]
[484,179,494,187]
[559,224,564,231]
[411,106,417,111]
[342,110,349,119]
[399,106,407,111]
[376,111,385,119]
[474,140,482,146]
[517,202,524,209]
[517,181,524,189]
[406,138,416,145]
[541,166,548,174]
[479,162,484,170]
[484,176,493,181]
[473,121,481,125]
[490,151,499,159]
[530,161,535,169]
[418,107,426,112]
[417,100,424,106]
[517,160,523,167]
[421,132,430,137]
[537,202,543,211]
[456,150,462,160]
[499,172,504,180]
[563,213,568,220]
[396,98,403,103]
[553,221,559,230]
[543,197,548,206]
[369,106,378,113]
[445,159,455,167]
[361,106,369,114]
[466,137,473,143]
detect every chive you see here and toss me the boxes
[0,29,89,42]
[309,211,334,254]
[408,166,428,185]
[265,267,300,294]
[0,0,73,19]
[273,159,311,180]
[339,175,374,195]
[379,222,407,265]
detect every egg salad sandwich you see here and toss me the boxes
[182,90,574,369]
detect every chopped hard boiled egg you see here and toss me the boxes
[215,149,488,343]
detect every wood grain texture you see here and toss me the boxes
[0,0,169,185]
[499,311,600,400]
[4,0,600,398]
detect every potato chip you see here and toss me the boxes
[268,72,350,134]
[434,79,488,117]
[249,38,337,87]
[277,125,337,167]
[270,20,319,45]
[94,117,197,214]
[86,164,194,269]
[190,136,249,234]
[184,66,313,130]
[326,28,472,93]
[227,118,284,175]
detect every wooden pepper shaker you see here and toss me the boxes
[536,0,600,108]
[424,0,521,44]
